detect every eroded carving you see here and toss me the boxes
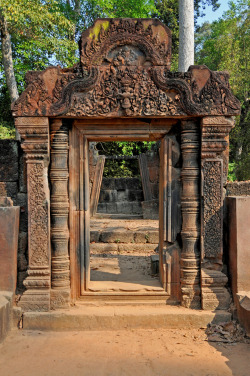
[202,160,223,262]
[29,162,49,266]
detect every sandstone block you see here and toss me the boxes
[0,182,18,204]
[100,231,134,243]
[18,231,28,254]
[134,232,147,243]
[0,140,19,181]
[0,206,20,292]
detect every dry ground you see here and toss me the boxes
[0,328,249,376]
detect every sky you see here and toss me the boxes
[197,0,231,25]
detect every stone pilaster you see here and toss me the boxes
[180,121,200,308]
[15,117,50,311]
[201,116,234,310]
[50,119,70,309]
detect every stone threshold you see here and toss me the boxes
[22,305,231,331]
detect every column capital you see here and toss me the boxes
[15,117,49,159]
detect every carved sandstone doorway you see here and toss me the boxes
[69,118,181,302]
[13,18,240,311]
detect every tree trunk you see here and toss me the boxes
[178,0,194,72]
[0,10,19,103]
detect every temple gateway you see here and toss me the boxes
[12,18,241,312]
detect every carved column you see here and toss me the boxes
[15,117,50,311]
[180,121,200,308]
[201,116,234,310]
[50,119,70,309]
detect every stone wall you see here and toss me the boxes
[0,140,28,292]
[98,177,143,215]
[226,181,250,196]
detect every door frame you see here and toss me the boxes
[69,118,178,299]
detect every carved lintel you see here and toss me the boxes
[16,117,51,312]
[180,121,200,308]
[50,119,70,308]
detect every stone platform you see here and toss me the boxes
[22,304,231,331]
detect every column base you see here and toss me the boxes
[201,269,231,310]
[50,289,71,310]
[18,290,50,312]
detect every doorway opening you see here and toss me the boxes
[89,141,162,293]
[70,118,179,300]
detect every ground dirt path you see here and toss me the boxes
[0,328,249,376]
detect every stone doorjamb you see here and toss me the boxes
[15,117,51,312]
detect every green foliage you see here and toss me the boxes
[97,141,156,177]
[195,0,250,180]
[0,122,15,139]
[0,87,14,139]
[228,162,237,182]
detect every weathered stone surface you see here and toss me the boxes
[227,197,250,295]
[142,200,159,220]
[0,197,13,207]
[18,231,28,254]
[0,182,18,204]
[16,193,28,232]
[90,231,100,243]
[226,181,250,196]
[0,140,18,181]
[100,231,134,244]
[0,206,20,292]
[22,306,231,331]
[134,232,147,244]
[236,293,250,336]
[0,294,11,342]
[17,253,28,272]
[18,152,27,193]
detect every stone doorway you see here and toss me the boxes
[12,18,241,312]
[69,118,180,302]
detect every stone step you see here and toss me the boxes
[90,243,158,254]
[97,201,142,215]
[22,306,231,331]
[0,292,12,342]
[90,229,158,244]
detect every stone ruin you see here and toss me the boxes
[4,18,243,312]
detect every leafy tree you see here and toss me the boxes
[0,0,157,138]
[154,0,220,70]
[195,0,250,180]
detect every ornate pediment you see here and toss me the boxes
[79,18,172,68]
[12,18,241,118]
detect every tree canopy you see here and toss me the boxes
[0,0,249,181]
[195,0,249,180]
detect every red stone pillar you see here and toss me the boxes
[201,116,234,310]
[50,119,70,309]
[180,121,200,308]
[15,117,51,311]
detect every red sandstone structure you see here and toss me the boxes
[11,18,241,312]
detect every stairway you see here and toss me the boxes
[89,218,160,293]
